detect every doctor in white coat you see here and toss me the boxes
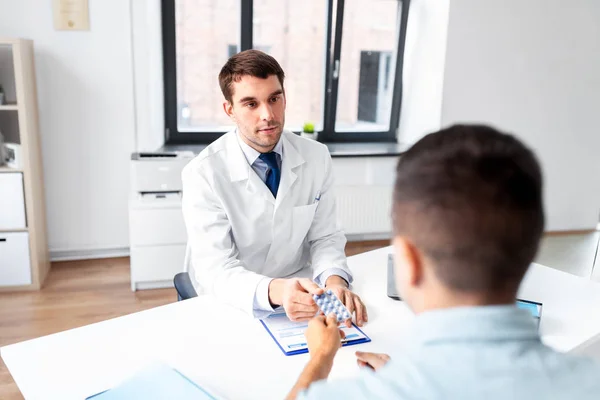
[181,50,367,325]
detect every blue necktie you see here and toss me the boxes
[259,152,280,198]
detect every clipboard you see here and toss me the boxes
[260,311,371,356]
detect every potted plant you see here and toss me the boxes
[301,121,317,139]
[0,84,4,105]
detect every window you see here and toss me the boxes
[162,0,411,144]
[252,0,328,132]
[228,44,270,58]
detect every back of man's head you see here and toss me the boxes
[393,124,544,299]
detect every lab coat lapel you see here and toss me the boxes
[275,133,305,208]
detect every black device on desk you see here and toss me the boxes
[387,253,401,300]
[386,253,543,328]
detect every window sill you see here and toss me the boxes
[159,144,210,155]
[159,141,408,157]
[325,142,408,157]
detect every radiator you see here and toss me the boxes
[334,185,393,236]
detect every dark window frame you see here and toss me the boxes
[162,0,411,144]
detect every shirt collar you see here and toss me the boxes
[236,129,284,166]
[410,305,540,346]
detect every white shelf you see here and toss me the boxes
[0,37,50,291]
[0,228,28,233]
[0,166,23,173]
[0,104,19,111]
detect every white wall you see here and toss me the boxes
[397,0,449,144]
[131,0,164,152]
[442,0,600,231]
[0,0,136,257]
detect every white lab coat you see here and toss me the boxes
[181,129,351,316]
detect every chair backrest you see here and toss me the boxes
[174,242,198,301]
[174,272,198,301]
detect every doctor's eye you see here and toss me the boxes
[246,102,257,108]
[270,96,280,103]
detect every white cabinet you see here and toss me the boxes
[128,152,194,291]
[0,232,32,286]
[0,172,26,229]
[129,191,187,290]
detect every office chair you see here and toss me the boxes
[174,243,198,301]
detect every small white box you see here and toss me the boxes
[0,172,26,230]
[0,231,32,286]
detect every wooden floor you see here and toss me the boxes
[0,240,388,399]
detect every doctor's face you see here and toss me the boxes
[223,74,286,153]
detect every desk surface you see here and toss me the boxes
[3,247,600,400]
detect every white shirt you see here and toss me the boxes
[300,306,600,399]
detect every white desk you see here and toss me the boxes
[3,247,600,400]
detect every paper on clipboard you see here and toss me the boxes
[260,311,371,356]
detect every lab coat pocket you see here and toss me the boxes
[291,203,318,247]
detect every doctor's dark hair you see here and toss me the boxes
[219,49,285,103]
[392,124,544,294]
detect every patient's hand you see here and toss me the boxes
[355,351,391,371]
[306,314,346,359]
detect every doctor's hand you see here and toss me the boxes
[325,275,368,328]
[355,351,390,371]
[306,314,346,360]
[269,278,324,322]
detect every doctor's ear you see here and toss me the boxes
[223,101,235,120]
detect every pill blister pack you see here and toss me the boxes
[313,289,351,323]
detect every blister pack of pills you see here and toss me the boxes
[313,289,352,323]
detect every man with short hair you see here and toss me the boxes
[182,50,367,325]
[288,124,600,399]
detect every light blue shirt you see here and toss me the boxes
[300,306,600,399]
[235,133,350,314]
